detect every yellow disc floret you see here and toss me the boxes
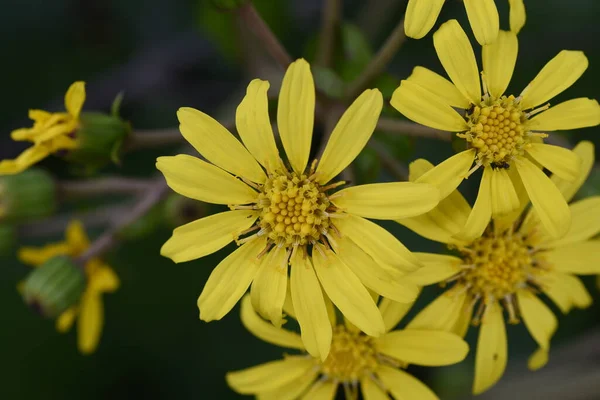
[320,326,378,382]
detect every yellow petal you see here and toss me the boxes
[316,89,383,184]
[414,149,476,199]
[377,329,469,366]
[543,272,592,313]
[88,262,120,293]
[56,307,78,333]
[161,210,258,263]
[258,370,318,400]
[156,155,257,205]
[333,182,439,220]
[473,301,507,395]
[482,30,518,99]
[312,249,385,337]
[551,140,595,202]
[177,107,266,183]
[379,297,415,332]
[433,19,481,103]
[490,167,520,216]
[250,247,289,327]
[517,290,557,350]
[407,289,467,332]
[290,254,332,360]
[66,220,90,252]
[528,347,548,371]
[390,80,468,131]
[464,0,499,45]
[334,214,420,272]
[542,196,600,248]
[64,81,86,118]
[226,356,315,394]
[404,0,444,39]
[240,295,304,350]
[520,50,589,109]
[563,275,592,309]
[546,240,600,274]
[525,143,581,181]
[377,365,438,400]
[454,299,475,338]
[300,381,337,400]
[31,121,76,145]
[515,156,571,239]
[0,145,51,175]
[407,66,470,109]
[336,237,419,303]
[18,244,72,266]
[454,166,493,241]
[530,98,600,131]
[236,79,280,171]
[77,291,103,354]
[509,0,526,33]
[405,253,462,286]
[197,238,266,321]
[361,377,388,400]
[277,59,315,174]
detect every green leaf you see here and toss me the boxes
[312,66,345,99]
[341,23,373,68]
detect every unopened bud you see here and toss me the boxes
[0,168,57,222]
[22,256,85,318]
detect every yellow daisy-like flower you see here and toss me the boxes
[19,220,119,354]
[157,58,440,360]
[227,295,468,400]
[392,20,600,240]
[0,81,85,175]
[397,140,599,394]
[404,0,526,45]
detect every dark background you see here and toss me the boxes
[1,0,599,399]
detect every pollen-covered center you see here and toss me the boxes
[256,171,333,247]
[460,95,532,167]
[459,229,533,300]
[320,326,378,382]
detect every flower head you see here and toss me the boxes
[18,220,119,354]
[397,141,599,394]
[392,20,600,240]
[226,295,468,399]
[157,58,440,360]
[0,82,85,175]
[404,0,526,45]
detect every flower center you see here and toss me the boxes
[320,326,378,382]
[460,95,533,167]
[459,228,534,300]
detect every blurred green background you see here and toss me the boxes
[1,0,599,399]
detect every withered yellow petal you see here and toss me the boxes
[482,30,518,99]
[464,0,499,45]
[316,89,383,184]
[434,19,481,103]
[277,59,315,174]
[404,0,444,39]
[177,107,266,183]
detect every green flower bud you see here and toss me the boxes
[0,224,16,255]
[210,0,250,11]
[22,256,86,318]
[164,194,207,228]
[0,168,57,222]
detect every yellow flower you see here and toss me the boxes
[226,295,468,400]
[397,140,599,394]
[157,58,440,360]
[18,220,119,354]
[0,82,85,175]
[392,20,600,240]
[404,0,526,45]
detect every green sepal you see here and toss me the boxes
[22,255,86,318]
[0,168,57,223]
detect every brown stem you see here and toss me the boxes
[58,177,156,199]
[237,3,293,69]
[376,117,452,141]
[316,0,341,67]
[344,17,407,100]
[126,128,182,151]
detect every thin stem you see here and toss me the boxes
[126,128,182,151]
[77,177,169,265]
[376,117,452,141]
[344,17,407,100]
[368,140,408,180]
[58,177,156,199]
[316,0,341,67]
[237,3,293,69]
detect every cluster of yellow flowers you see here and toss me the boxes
[4,0,600,398]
